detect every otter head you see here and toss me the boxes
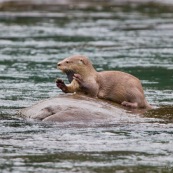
[57,55,95,82]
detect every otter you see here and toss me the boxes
[56,55,151,109]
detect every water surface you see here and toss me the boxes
[0,1,173,172]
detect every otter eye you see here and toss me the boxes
[66,60,69,64]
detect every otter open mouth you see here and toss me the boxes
[65,70,75,83]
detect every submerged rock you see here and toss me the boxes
[145,106,173,121]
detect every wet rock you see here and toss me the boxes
[19,94,173,123]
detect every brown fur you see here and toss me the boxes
[56,55,151,109]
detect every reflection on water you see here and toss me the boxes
[0,0,173,172]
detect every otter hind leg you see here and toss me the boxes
[121,101,138,108]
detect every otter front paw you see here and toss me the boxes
[55,78,68,93]
[73,74,83,85]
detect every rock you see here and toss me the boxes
[18,94,131,122]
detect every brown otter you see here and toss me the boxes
[56,55,151,109]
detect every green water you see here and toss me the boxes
[0,1,173,172]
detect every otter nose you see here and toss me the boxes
[57,63,61,66]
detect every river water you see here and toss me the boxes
[0,1,173,172]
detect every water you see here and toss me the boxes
[0,1,173,172]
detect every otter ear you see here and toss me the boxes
[79,59,87,65]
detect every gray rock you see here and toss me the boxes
[18,94,129,122]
